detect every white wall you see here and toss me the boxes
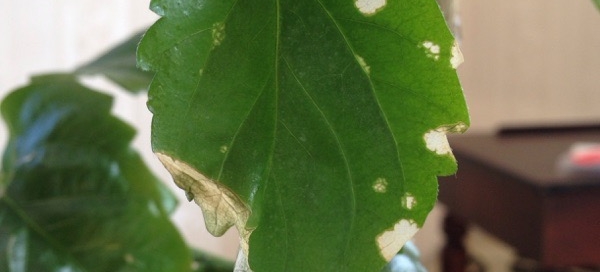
[2,0,600,270]
[458,0,600,132]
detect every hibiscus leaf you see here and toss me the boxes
[138,0,469,271]
[0,74,190,271]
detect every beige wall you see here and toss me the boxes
[417,1,600,271]
[458,0,600,132]
[1,1,599,270]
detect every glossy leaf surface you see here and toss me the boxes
[77,31,154,92]
[138,0,469,271]
[0,74,190,271]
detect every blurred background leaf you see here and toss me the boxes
[0,74,190,271]
[191,249,235,272]
[76,31,154,93]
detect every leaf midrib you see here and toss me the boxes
[211,0,409,267]
[312,0,403,163]
[183,0,242,122]
[281,56,357,265]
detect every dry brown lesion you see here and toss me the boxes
[155,153,252,249]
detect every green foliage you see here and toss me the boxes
[138,0,469,271]
[192,249,236,272]
[76,31,154,93]
[594,0,600,10]
[0,74,190,271]
[0,34,237,272]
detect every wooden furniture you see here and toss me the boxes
[438,126,600,271]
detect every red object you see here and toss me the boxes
[571,146,600,166]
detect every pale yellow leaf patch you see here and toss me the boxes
[423,122,467,156]
[451,40,464,69]
[376,219,420,261]
[355,0,386,15]
[212,22,226,47]
[156,153,252,256]
[372,177,388,193]
[402,193,416,210]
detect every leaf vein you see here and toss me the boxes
[312,0,411,261]
[215,76,273,181]
[184,0,241,118]
[281,56,356,263]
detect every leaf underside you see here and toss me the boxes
[138,0,469,271]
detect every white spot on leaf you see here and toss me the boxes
[355,0,387,15]
[124,253,135,264]
[422,41,440,54]
[451,40,464,69]
[424,123,467,156]
[421,41,440,61]
[355,55,371,75]
[372,177,388,193]
[377,219,420,261]
[212,22,226,46]
[424,129,451,155]
[220,145,228,154]
[402,193,416,210]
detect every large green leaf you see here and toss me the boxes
[0,74,190,271]
[76,31,154,93]
[138,0,469,271]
